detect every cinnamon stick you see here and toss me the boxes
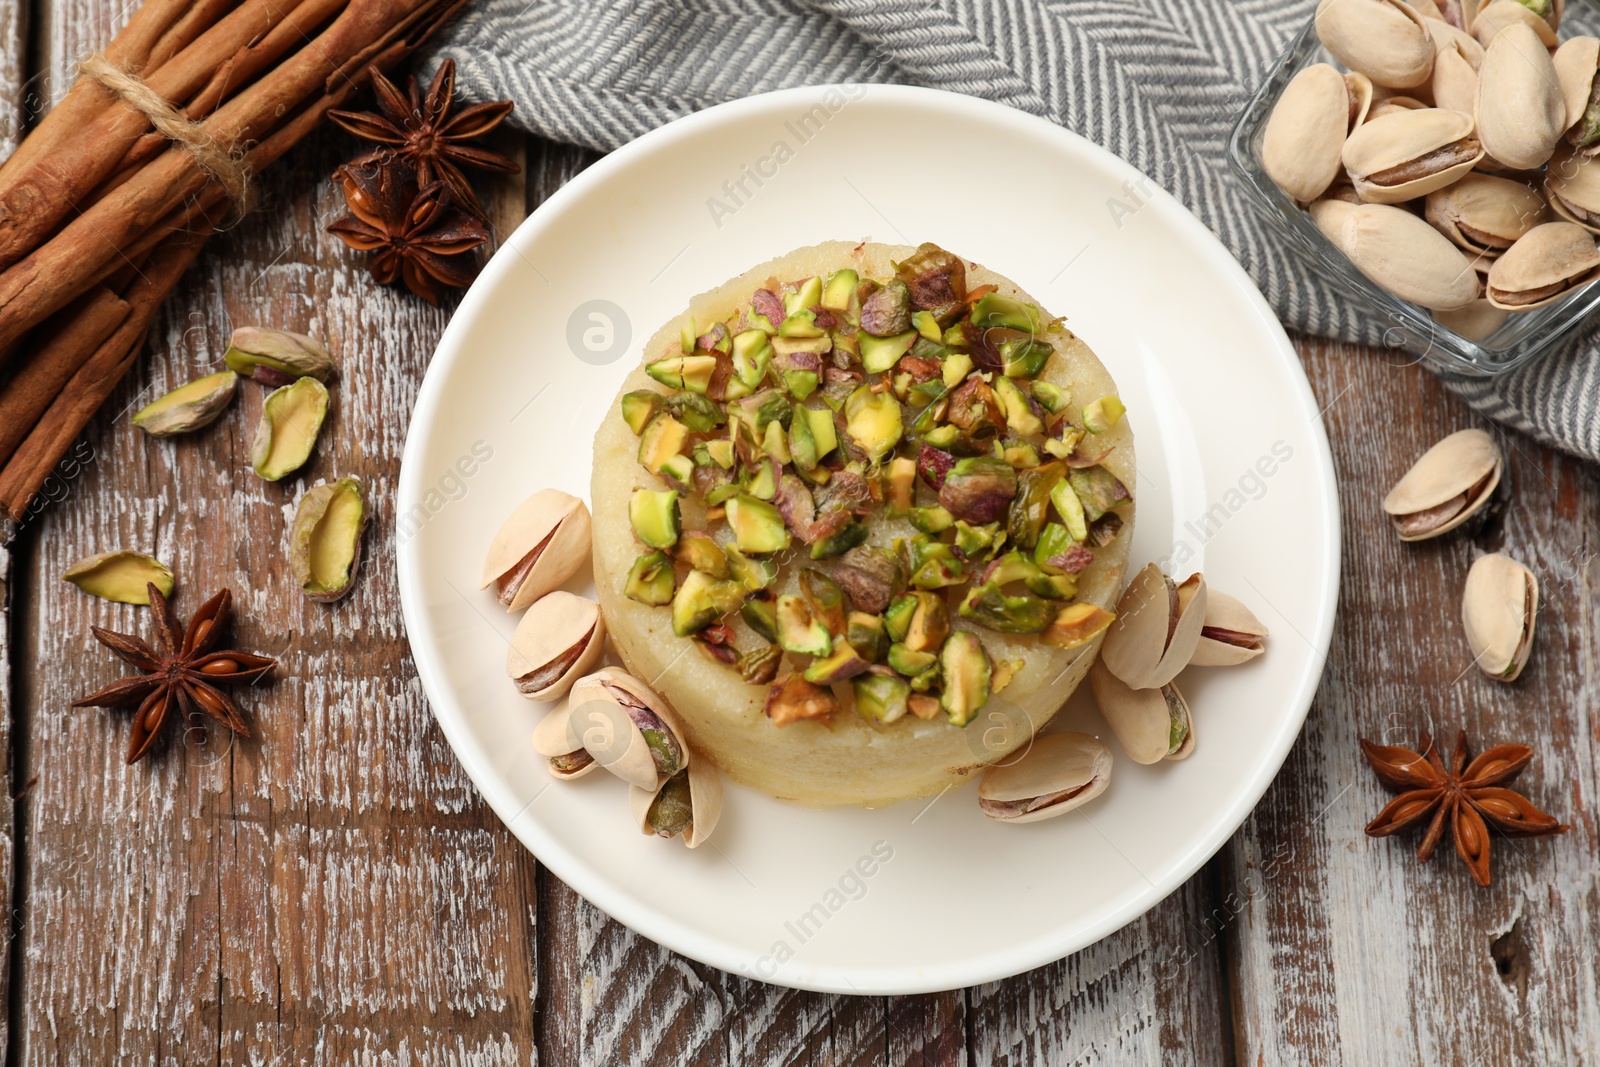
[0,287,132,467]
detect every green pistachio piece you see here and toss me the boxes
[1008,462,1065,550]
[131,371,238,437]
[671,569,745,637]
[786,276,823,315]
[911,310,942,342]
[844,385,903,463]
[985,550,1043,586]
[1003,441,1041,469]
[845,611,886,662]
[1027,572,1077,600]
[971,293,1043,334]
[860,279,912,337]
[885,456,917,516]
[852,670,911,724]
[1042,602,1115,649]
[1083,395,1126,433]
[738,644,783,685]
[630,489,681,548]
[1049,477,1089,541]
[1000,337,1053,378]
[289,476,368,602]
[809,521,868,560]
[658,454,695,488]
[1068,466,1131,522]
[1030,381,1069,413]
[741,591,779,641]
[903,590,951,652]
[939,632,993,726]
[909,505,954,534]
[941,351,974,389]
[959,581,1055,634]
[802,406,838,460]
[1034,523,1078,574]
[921,424,961,449]
[992,376,1044,435]
[904,537,967,589]
[939,456,1017,525]
[735,389,793,433]
[803,643,870,685]
[638,413,689,475]
[249,377,328,481]
[789,409,819,471]
[620,391,663,435]
[776,594,832,657]
[62,550,175,604]
[224,327,335,386]
[731,330,773,388]
[662,392,727,432]
[953,520,1001,558]
[625,550,676,605]
[675,531,728,578]
[726,494,790,554]
[799,568,849,634]
[884,594,918,643]
[646,354,718,393]
[886,641,938,677]
[821,269,858,311]
[779,309,825,338]
[859,330,918,373]
[705,439,735,469]
[725,545,778,591]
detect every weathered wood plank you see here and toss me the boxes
[9,4,542,1056]
[1225,338,1600,1066]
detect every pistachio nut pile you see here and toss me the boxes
[1090,564,1268,765]
[482,494,724,848]
[1382,427,1538,681]
[1263,0,1600,335]
[615,244,1133,730]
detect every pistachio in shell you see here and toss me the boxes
[1424,173,1549,257]
[1430,31,1483,117]
[480,489,592,611]
[249,376,329,481]
[531,703,599,780]
[289,476,368,602]
[506,591,606,701]
[1471,0,1560,48]
[223,326,336,386]
[62,550,175,604]
[1187,590,1268,667]
[977,732,1113,823]
[130,370,238,437]
[1434,295,1512,340]
[568,667,690,790]
[1545,150,1600,234]
[1476,22,1566,171]
[1089,659,1194,765]
[1099,564,1206,690]
[1315,0,1435,89]
[1381,428,1502,541]
[1315,202,1479,310]
[1486,220,1600,310]
[1365,95,1430,123]
[1552,36,1600,148]
[1341,107,1485,204]
[629,758,723,848]
[1461,552,1537,681]
[1262,64,1367,204]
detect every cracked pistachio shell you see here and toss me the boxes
[249,377,329,481]
[1316,0,1435,88]
[131,370,238,437]
[480,489,592,612]
[1099,564,1206,690]
[1342,108,1485,203]
[506,591,606,702]
[531,704,599,780]
[62,550,175,604]
[1428,22,1486,114]
[1471,0,1560,48]
[290,476,368,601]
[1434,296,1512,339]
[1263,64,1365,204]
[1462,552,1537,681]
[977,732,1113,823]
[1320,202,1480,309]
[1486,220,1600,309]
[1424,173,1549,255]
[1382,428,1502,540]
[1187,589,1269,667]
[1553,36,1600,132]
[629,758,723,848]
[1089,660,1194,765]
[1546,151,1600,233]
[568,667,690,791]
[1476,23,1566,171]
[223,326,336,386]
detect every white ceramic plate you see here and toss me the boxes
[397,85,1339,995]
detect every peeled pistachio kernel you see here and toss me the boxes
[977,732,1113,823]
[1262,63,1362,204]
[1476,23,1566,171]
[289,476,368,602]
[62,550,175,604]
[1315,0,1435,88]
[1089,659,1194,765]
[1323,203,1479,310]
[249,377,329,481]
[1340,108,1484,204]
[506,591,605,701]
[1382,428,1502,541]
[1486,221,1600,310]
[1424,174,1549,257]
[223,326,336,386]
[481,490,592,611]
[1462,552,1538,681]
[131,370,238,437]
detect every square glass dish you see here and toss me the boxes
[1227,12,1600,377]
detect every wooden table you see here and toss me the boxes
[2,11,1596,1064]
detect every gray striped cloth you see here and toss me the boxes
[427,0,1600,463]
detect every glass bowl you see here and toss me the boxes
[1227,11,1600,377]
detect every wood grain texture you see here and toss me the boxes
[1225,340,1600,1067]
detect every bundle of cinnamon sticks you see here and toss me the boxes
[0,0,466,535]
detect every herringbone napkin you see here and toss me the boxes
[426,0,1600,462]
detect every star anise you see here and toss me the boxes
[328,58,517,218]
[327,161,490,304]
[73,584,277,764]
[1361,730,1568,886]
